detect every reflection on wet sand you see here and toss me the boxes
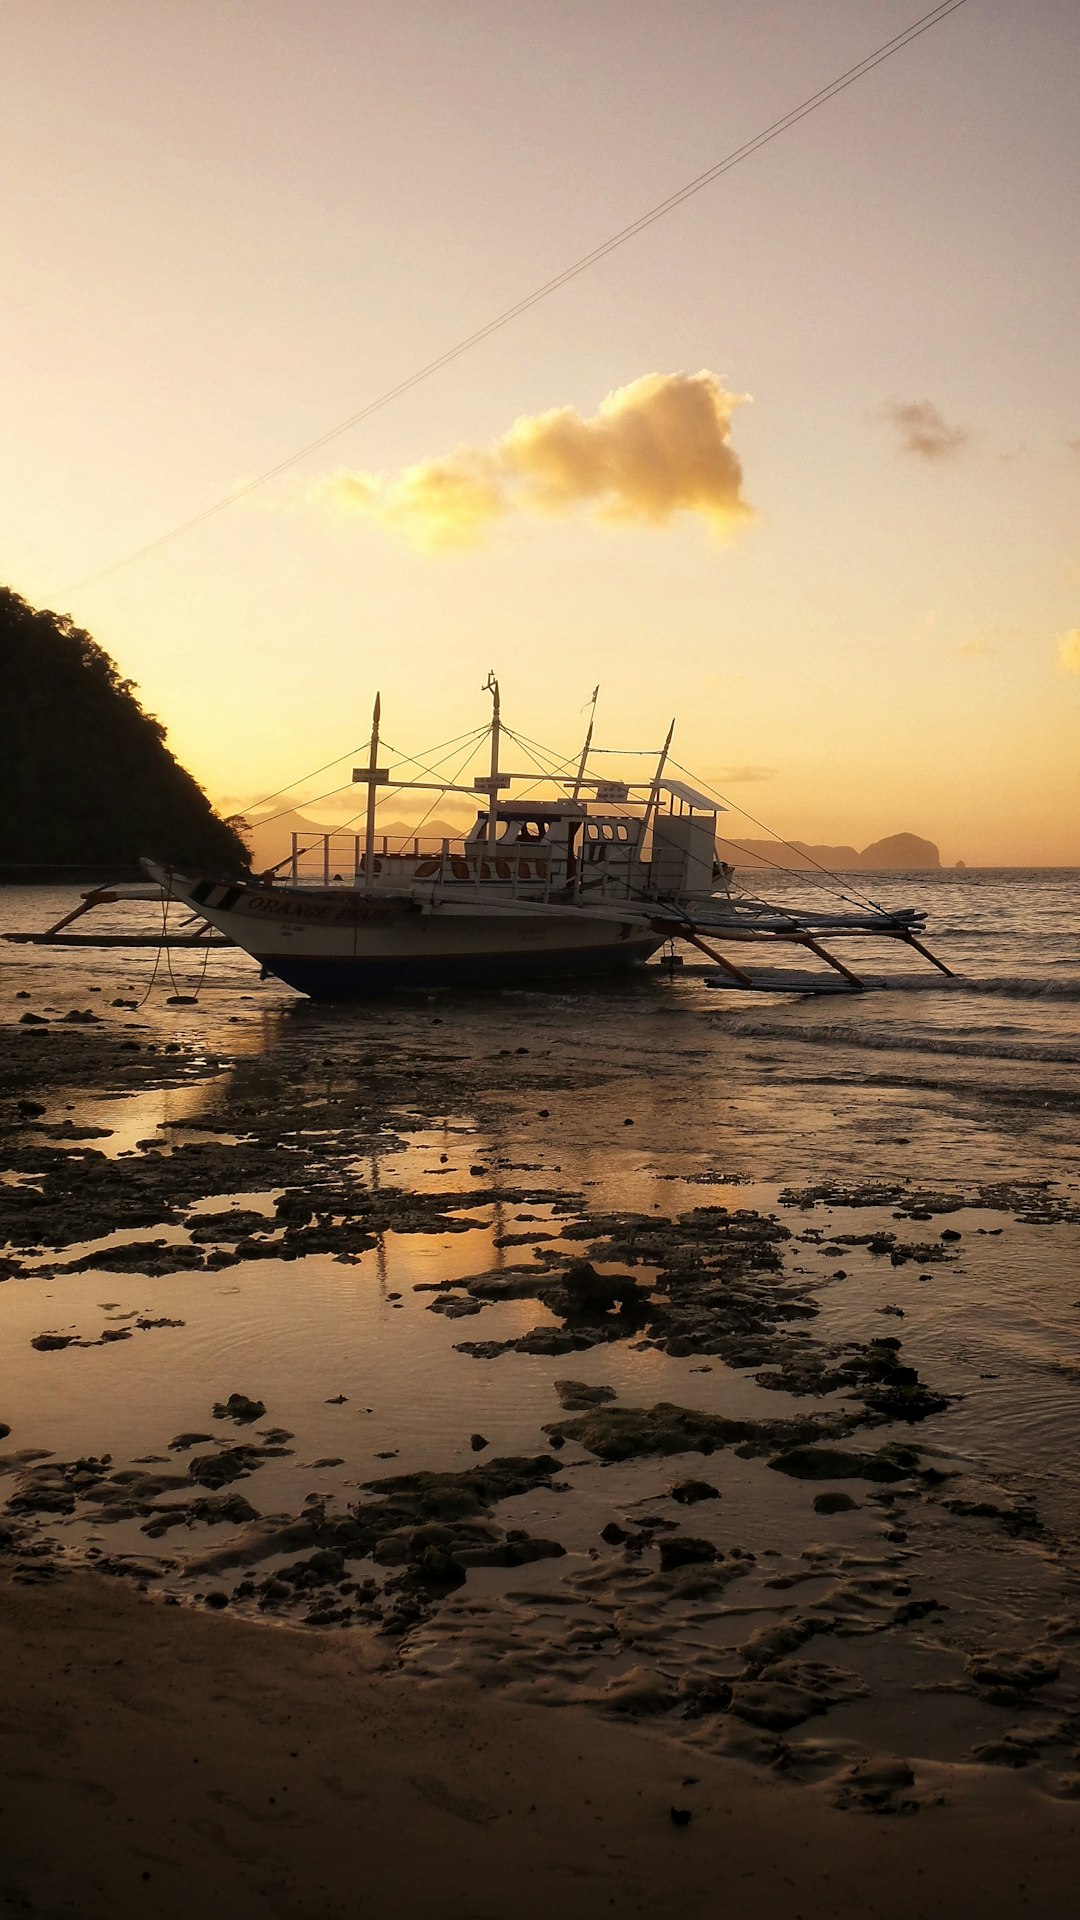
[2,871,1080,1816]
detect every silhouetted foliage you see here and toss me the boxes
[2,586,249,872]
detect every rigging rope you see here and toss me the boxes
[666,756,899,918]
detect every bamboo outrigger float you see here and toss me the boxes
[8,682,953,997]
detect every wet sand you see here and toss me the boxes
[3,1564,1079,1920]
[3,883,1080,1912]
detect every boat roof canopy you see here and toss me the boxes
[658,778,723,813]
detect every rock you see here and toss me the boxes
[469,1434,489,1452]
[0,1422,10,1441]
[168,1432,214,1451]
[671,1479,720,1505]
[659,1536,718,1571]
[813,1491,859,1514]
[554,1379,617,1411]
[409,1543,467,1590]
[561,1261,644,1318]
[204,1591,230,1609]
[768,1444,919,1483]
[427,1296,484,1318]
[212,1394,267,1424]
[193,1494,259,1527]
[31,1333,75,1351]
[275,1192,315,1225]
[187,1210,272,1244]
[544,1403,751,1461]
[188,1448,261,1489]
[600,1521,630,1545]
[669,1807,693,1826]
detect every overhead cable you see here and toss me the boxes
[54,0,971,595]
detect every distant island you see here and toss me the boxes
[246,809,941,875]
[2,587,248,880]
[720,831,941,871]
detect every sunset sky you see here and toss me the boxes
[4,0,1079,864]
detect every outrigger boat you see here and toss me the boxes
[125,678,950,999]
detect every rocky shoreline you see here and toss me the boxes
[3,992,1079,1812]
[2,967,1076,1912]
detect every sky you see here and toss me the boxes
[3,0,1079,864]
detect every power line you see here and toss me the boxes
[54,0,971,597]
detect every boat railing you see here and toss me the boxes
[287,830,562,901]
[288,830,469,884]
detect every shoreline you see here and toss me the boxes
[3,1565,1078,1920]
[3,911,1080,1914]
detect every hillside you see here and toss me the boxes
[719,831,940,871]
[2,587,248,876]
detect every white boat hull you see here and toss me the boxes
[148,868,663,997]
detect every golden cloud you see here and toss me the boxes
[1057,629,1080,673]
[319,371,753,550]
[882,398,969,460]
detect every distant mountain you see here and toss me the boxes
[720,831,940,871]
[2,587,248,878]
[243,808,466,873]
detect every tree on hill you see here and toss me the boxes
[2,586,249,874]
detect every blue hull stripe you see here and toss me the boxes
[253,940,662,999]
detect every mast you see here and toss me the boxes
[640,717,675,869]
[571,685,599,799]
[484,670,500,852]
[363,692,382,893]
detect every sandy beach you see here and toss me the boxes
[3,1564,1079,1920]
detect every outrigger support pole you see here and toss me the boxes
[783,931,866,991]
[674,926,757,987]
[900,930,955,977]
[42,887,117,937]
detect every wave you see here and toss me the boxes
[880,974,1080,1002]
[715,1014,1080,1068]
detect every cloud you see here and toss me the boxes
[882,398,970,461]
[1057,629,1080,673]
[715,764,776,783]
[318,371,754,551]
